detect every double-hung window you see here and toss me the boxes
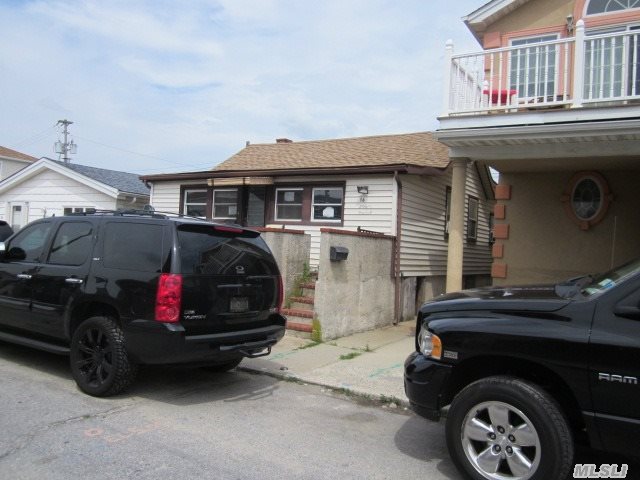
[584,25,640,100]
[467,196,479,242]
[444,187,452,239]
[312,187,343,222]
[212,189,238,220]
[183,189,207,217]
[509,35,558,99]
[275,188,303,221]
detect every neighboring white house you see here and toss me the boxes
[0,146,37,181]
[0,158,150,231]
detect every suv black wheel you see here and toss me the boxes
[445,376,573,480]
[70,316,138,397]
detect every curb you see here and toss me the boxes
[238,364,411,409]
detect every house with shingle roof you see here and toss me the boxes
[142,132,494,321]
[0,146,38,181]
[0,157,149,231]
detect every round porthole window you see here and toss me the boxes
[562,171,612,230]
[572,177,602,220]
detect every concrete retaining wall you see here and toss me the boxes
[314,229,395,340]
[259,228,311,299]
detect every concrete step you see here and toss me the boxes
[299,281,316,290]
[289,296,314,311]
[282,308,314,319]
[299,281,316,299]
[283,312,313,339]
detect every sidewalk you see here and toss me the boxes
[239,320,416,407]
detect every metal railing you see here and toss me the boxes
[443,20,640,116]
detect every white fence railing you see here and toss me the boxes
[444,20,640,116]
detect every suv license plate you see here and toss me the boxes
[230,296,249,313]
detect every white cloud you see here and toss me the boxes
[1,0,481,174]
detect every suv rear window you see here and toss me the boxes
[103,222,164,272]
[176,224,276,275]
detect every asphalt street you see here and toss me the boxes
[2,341,639,480]
[0,342,460,480]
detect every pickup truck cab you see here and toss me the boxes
[405,259,640,480]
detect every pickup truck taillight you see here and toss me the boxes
[155,274,182,323]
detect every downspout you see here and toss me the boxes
[393,172,403,325]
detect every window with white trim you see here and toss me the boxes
[509,34,559,99]
[212,189,238,220]
[184,189,207,217]
[444,186,451,238]
[63,207,93,215]
[584,25,640,99]
[587,0,640,15]
[311,187,343,222]
[467,196,479,242]
[275,188,303,221]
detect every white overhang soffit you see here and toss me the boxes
[463,0,531,36]
[207,176,274,187]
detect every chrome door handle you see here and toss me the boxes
[65,278,83,285]
[16,274,32,280]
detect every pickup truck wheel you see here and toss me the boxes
[70,316,137,397]
[445,376,573,480]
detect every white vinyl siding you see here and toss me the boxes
[0,158,32,181]
[399,174,450,276]
[0,169,115,223]
[269,175,396,267]
[399,166,492,277]
[463,166,493,275]
[149,180,201,214]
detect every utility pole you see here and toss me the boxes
[55,119,77,164]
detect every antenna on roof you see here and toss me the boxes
[54,119,77,164]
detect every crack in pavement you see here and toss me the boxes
[0,402,140,461]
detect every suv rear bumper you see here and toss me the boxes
[404,351,453,421]
[123,317,286,365]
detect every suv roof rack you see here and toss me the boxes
[67,208,169,219]
[66,208,231,223]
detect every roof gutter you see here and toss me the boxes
[140,164,449,182]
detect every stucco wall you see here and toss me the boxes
[314,231,395,340]
[495,170,640,284]
[486,0,574,45]
[260,229,311,300]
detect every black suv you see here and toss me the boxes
[405,259,640,480]
[0,211,285,397]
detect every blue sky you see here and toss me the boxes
[1,0,482,174]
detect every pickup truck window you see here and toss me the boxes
[582,258,640,296]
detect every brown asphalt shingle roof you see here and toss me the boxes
[0,146,38,163]
[214,132,450,172]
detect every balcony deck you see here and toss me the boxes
[441,21,640,126]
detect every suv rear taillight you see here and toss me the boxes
[276,275,284,314]
[155,274,182,323]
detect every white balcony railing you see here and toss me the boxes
[443,20,640,116]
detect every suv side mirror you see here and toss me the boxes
[0,245,26,261]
